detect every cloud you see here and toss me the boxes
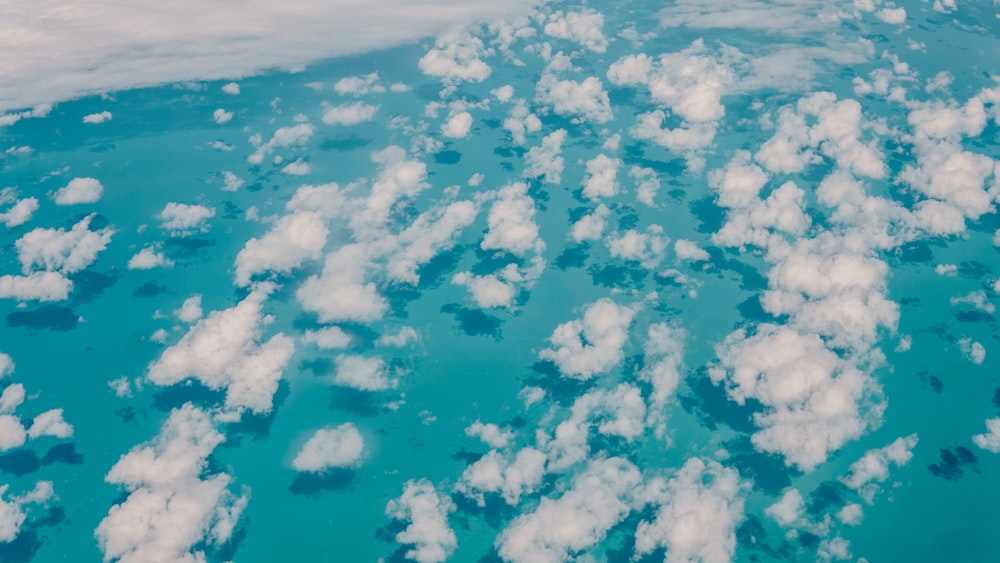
[221,171,244,192]
[0,191,39,227]
[973,418,1000,453]
[157,202,215,235]
[0,1,542,113]
[16,214,113,274]
[582,154,620,200]
[386,479,457,563]
[333,354,393,391]
[176,295,203,323]
[539,298,635,379]
[503,100,542,144]
[840,434,918,500]
[212,108,232,124]
[496,457,641,563]
[607,226,669,269]
[377,326,419,347]
[959,337,986,365]
[127,247,173,270]
[875,7,905,24]
[465,421,514,449]
[0,384,24,414]
[543,9,608,53]
[457,447,546,506]
[234,211,328,286]
[302,326,352,350]
[481,182,544,256]
[535,67,612,124]
[640,323,686,436]
[571,204,609,243]
[0,271,73,301]
[0,354,12,378]
[297,244,388,324]
[27,408,73,439]
[96,404,249,563]
[350,146,430,240]
[0,481,54,543]
[765,488,804,528]
[635,457,745,563]
[292,423,364,472]
[334,72,385,96]
[82,110,112,123]
[674,239,710,262]
[524,129,567,184]
[0,415,26,451]
[452,259,544,309]
[247,123,314,165]
[418,31,491,85]
[53,177,104,205]
[147,289,295,414]
[222,82,240,95]
[384,200,478,284]
[322,102,379,126]
[439,111,472,138]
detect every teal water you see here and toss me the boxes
[1,1,1000,562]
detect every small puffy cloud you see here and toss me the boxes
[441,111,473,138]
[247,123,314,165]
[0,481,53,543]
[959,337,986,365]
[303,326,352,350]
[221,171,243,192]
[481,182,543,256]
[674,239,710,262]
[16,214,113,274]
[544,9,608,53]
[635,458,746,563]
[384,200,477,284]
[418,31,490,84]
[213,108,233,124]
[27,408,73,439]
[0,415,26,451]
[83,110,112,124]
[524,129,567,184]
[322,102,379,126]
[571,204,609,243]
[298,244,388,324]
[127,247,173,270]
[0,354,12,378]
[503,100,542,145]
[973,418,1000,453]
[496,457,640,563]
[607,226,669,269]
[333,354,392,391]
[0,383,24,413]
[349,146,430,239]
[157,202,215,235]
[377,326,419,347]
[765,488,804,528]
[841,434,918,496]
[457,447,546,507]
[0,193,39,227]
[96,404,248,563]
[535,72,612,124]
[234,211,328,286]
[222,82,240,95]
[386,479,457,563]
[53,177,103,205]
[838,503,864,525]
[147,290,295,414]
[452,271,517,309]
[176,295,203,323]
[465,421,514,449]
[0,271,73,302]
[334,72,385,96]
[292,423,364,472]
[539,298,635,379]
[875,7,906,24]
[582,154,620,200]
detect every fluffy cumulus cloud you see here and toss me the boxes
[298,244,388,324]
[535,66,612,124]
[234,211,328,286]
[0,415,26,451]
[496,457,641,563]
[765,488,805,528]
[582,154,620,200]
[441,111,473,138]
[292,423,364,472]
[544,9,608,52]
[418,31,491,85]
[840,434,918,499]
[0,190,39,228]
[386,479,457,563]
[96,404,249,563]
[481,182,544,256]
[302,326,352,349]
[0,0,541,113]
[607,226,669,269]
[128,247,173,270]
[157,202,215,235]
[0,271,73,302]
[83,110,112,123]
[27,408,73,439]
[710,324,880,471]
[635,457,745,563]
[0,481,54,543]
[52,177,103,205]
[16,214,113,274]
[571,204,609,243]
[452,259,544,309]
[524,129,567,184]
[973,418,1000,453]
[384,200,478,284]
[333,354,393,391]
[457,447,546,506]
[147,289,295,415]
[247,123,314,165]
[322,101,379,126]
[539,298,635,379]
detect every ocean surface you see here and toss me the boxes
[1,1,1000,562]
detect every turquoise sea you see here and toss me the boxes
[1,1,1000,561]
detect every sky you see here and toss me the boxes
[1,0,1000,562]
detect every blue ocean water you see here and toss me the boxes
[1,1,1000,562]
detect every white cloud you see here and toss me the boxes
[765,488,804,528]
[334,72,385,96]
[221,170,243,192]
[96,404,249,563]
[157,202,215,235]
[951,291,995,314]
[465,421,514,449]
[52,178,104,205]
[840,434,918,499]
[441,111,473,138]
[524,129,567,184]
[641,322,686,436]
[27,408,73,439]
[127,247,173,270]
[457,447,546,506]
[302,326,352,350]
[322,102,379,126]
[710,324,879,471]
[481,182,543,256]
[0,481,53,543]
[234,211,328,286]
[297,244,388,324]
[0,415,26,451]
[350,146,430,240]
[0,354,12,378]
[147,289,295,414]
[386,479,457,563]
[635,458,746,563]
[222,82,240,95]
[176,295,203,323]
[0,2,541,113]
[247,123,314,165]
[582,154,620,200]
[212,108,233,124]
[535,70,612,124]
[875,7,906,24]
[292,423,364,472]
[544,9,608,53]
[539,298,635,380]
[503,100,542,144]
[973,418,1000,453]
[837,503,864,525]
[607,226,669,269]
[83,110,112,123]
[934,0,957,12]
[418,31,491,85]
[959,337,986,365]
[334,354,392,391]
[496,457,640,563]
[571,204,609,243]
[384,200,478,284]
[674,239,710,262]
[0,384,24,414]
[0,192,39,227]
[16,214,113,273]
[0,271,73,302]
[452,270,517,309]
[377,326,419,347]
